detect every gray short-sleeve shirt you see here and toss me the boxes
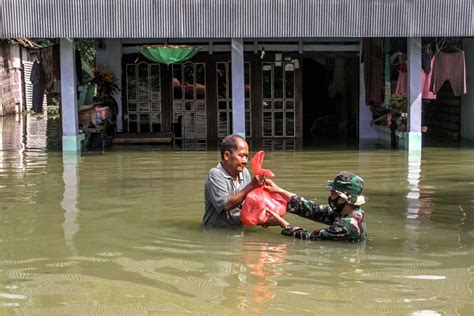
[203,162,251,229]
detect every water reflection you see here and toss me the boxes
[0,114,26,171]
[236,239,287,313]
[1,118,474,314]
[262,138,297,151]
[404,150,435,252]
[26,113,47,151]
[174,138,207,151]
[60,154,81,256]
[0,114,57,173]
[406,150,423,220]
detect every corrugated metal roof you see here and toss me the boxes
[1,0,473,38]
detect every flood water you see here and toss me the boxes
[1,114,473,315]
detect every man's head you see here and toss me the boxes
[220,135,249,177]
[326,172,368,206]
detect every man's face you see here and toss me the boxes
[223,139,249,175]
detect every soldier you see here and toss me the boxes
[264,172,368,242]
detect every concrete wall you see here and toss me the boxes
[96,39,123,132]
[10,45,23,108]
[0,41,18,116]
[359,56,378,140]
[461,39,474,141]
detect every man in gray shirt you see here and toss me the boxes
[203,135,264,229]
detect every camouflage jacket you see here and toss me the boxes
[281,195,367,242]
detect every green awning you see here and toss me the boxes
[138,45,199,65]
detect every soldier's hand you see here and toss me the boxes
[265,208,289,228]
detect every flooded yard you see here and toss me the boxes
[0,115,473,315]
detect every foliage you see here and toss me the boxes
[28,38,96,82]
[46,93,61,119]
[89,66,119,100]
[75,39,96,81]
[29,38,57,47]
[390,93,407,113]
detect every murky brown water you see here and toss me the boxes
[1,115,473,315]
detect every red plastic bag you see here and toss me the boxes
[240,151,288,227]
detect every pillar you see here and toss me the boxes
[231,38,246,138]
[60,38,84,152]
[407,37,422,152]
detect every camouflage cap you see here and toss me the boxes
[325,171,368,205]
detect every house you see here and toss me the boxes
[1,0,474,152]
[0,38,43,116]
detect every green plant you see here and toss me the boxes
[46,93,61,119]
[75,39,96,81]
[89,66,119,103]
[390,93,407,113]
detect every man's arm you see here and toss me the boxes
[223,175,265,211]
[206,169,264,214]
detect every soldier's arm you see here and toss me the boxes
[309,217,363,241]
[268,209,361,241]
[287,195,336,225]
[264,179,336,225]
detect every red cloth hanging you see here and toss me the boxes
[240,151,287,227]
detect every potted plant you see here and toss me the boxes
[89,66,119,111]
[390,93,407,132]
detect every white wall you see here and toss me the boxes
[10,44,21,68]
[359,62,378,140]
[96,39,123,132]
[461,39,474,141]
[359,40,378,140]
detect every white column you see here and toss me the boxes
[60,38,83,152]
[407,37,422,152]
[231,38,246,138]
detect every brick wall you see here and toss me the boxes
[0,41,17,116]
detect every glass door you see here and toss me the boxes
[216,61,252,138]
[261,61,295,137]
[125,62,162,133]
[172,62,207,143]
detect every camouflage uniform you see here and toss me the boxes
[281,172,368,242]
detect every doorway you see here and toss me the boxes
[302,53,359,143]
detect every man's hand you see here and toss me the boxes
[250,174,266,189]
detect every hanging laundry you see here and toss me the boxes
[430,51,467,96]
[395,59,436,100]
[422,44,433,75]
[362,38,384,105]
[395,63,407,96]
[422,57,436,100]
[30,58,46,113]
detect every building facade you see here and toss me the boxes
[2,0,474,152]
